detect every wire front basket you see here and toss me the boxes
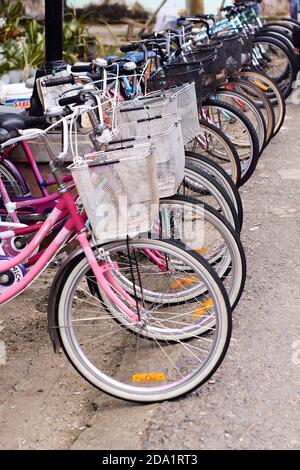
[115,94,178,125]
[116,83,200,145]
[181,45,226,99]
[213,32,243,75]
[109,114,185,198]
[69,146,159,241]
[147,61,203,106]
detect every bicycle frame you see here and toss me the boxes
[0,187,140,322]
[0,140,73,199]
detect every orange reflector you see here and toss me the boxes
[132,373,166,383]
[193,299,214,318]
[171,276,198,289]
[234,98,246,111]
[196,247,206,255]
[253,80,269,91]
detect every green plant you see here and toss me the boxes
[0,1,103,79]
[0,0,23,40]
[0,18,45,79]
[63,13,102,62]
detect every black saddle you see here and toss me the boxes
[0,113,26,144]
[0,112,48,144]
[0,113,26,132]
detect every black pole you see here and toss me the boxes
[30,0,66,115]
[45,0,63,64]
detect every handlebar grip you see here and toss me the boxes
[141,32,166,40]
[120,43,139,53]
[141,32,154,40]
[220,6,234,12]
[196,14,215,19]
[71,63,94,73]
[42,75,75,87]
[58,93,86,107]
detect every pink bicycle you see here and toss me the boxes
[0,86,232,403]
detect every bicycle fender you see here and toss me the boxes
[47,246,85,353]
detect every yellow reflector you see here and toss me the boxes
[196,247,206,255]
[171,276,198,289]
[253,80,269,91]
[193,299,214,318]
[132,373,166,383]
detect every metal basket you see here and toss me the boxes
[115,83,200,145]
[147,61,203,106]
[69,146,159,241]
[115,94,178,125]
[108,114,185,198]
[181,45,226,99]
[213,32,243,75]
[158,83,201,145]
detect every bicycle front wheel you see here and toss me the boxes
[185,119,241,187]
[54,238,232,403]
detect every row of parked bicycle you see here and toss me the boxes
[0,0,298,402]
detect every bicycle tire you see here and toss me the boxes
[235,71,286,137]
[185,119,242,187]
[184,150,244,229]
[53,238,232,403]
[202,98,261,185]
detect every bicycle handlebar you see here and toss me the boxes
[42,75,76,87]
[71,63,95,73]
[120,43,139,53]
[178,17,211,37]
[120,41,165,63]
[58,92,88,107]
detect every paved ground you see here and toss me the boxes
[1,103,300,450]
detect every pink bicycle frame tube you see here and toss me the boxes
[0,201,65,273]
[0,216,71,305]
[0,177,19,223]
[0,191,139,322]
[77,233,139,322]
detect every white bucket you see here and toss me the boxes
[1,82,33,110]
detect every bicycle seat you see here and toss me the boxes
[0,128,12,144]
[0,113,26,144]
[0,113,26,132]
